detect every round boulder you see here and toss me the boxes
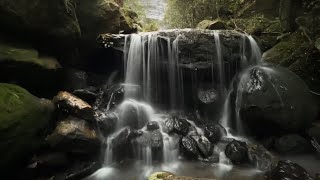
[225,140,248,164]
[204,123,227,144]
[235,64,317,136]
[180,136,200,160]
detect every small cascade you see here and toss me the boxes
[219,34,263,136]
[104,138,113,165]
[213,31,225,94]
[168,35,184,109]
[162,134,178,163]
[123,32,184,109]
[248,35,262,64]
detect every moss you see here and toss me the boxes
[264,31,308,64]
[0,43,61,70]
[0,83,54,172]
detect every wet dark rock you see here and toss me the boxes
[109,128,131,161]
[247,144,277,171]
[101,29,254,70]
[73,88,98,105]
[173,118,191,136]
[95,84,125,111]
[150,130,163,149]
[128,129,144,139]
[197,89,219,104]
[225,140,248,164]
[180,136,200,160]
[274,134,313,154]
[265,160,314,180]
[53,91,94,122]
[236,64,317,136]
[147,121,160,131]
[112,128,130,148]
[95,111,118,136]
[204,123,227,144]
[46,117,101,154]
[164,116,191,136]
[191,135,214,158]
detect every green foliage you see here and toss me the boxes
[164,0,218,28]
[124,0,146,19]
[143,20,160,32]
[123,0,160,32]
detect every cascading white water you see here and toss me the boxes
[168,35,184,109]
[213,31,226,94]
[104,138,113,165]
[248,35,262,64]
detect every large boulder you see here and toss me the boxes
[235,64,317,136]
[0,83,54,173]
[265,160,314,180]
[53,91,94,122]
[46,117,101,154]
[0,43,63,97]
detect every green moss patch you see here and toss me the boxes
[0,83,54,171]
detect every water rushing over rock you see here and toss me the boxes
[92,29,287,179]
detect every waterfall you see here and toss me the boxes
[122,32,184,109]
[98,30,264,179]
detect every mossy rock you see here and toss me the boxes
[227,14,281,51]
[263,30,320,91]
[0,83,54,174]
[0,43,63,97]
[0,43,61,70]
